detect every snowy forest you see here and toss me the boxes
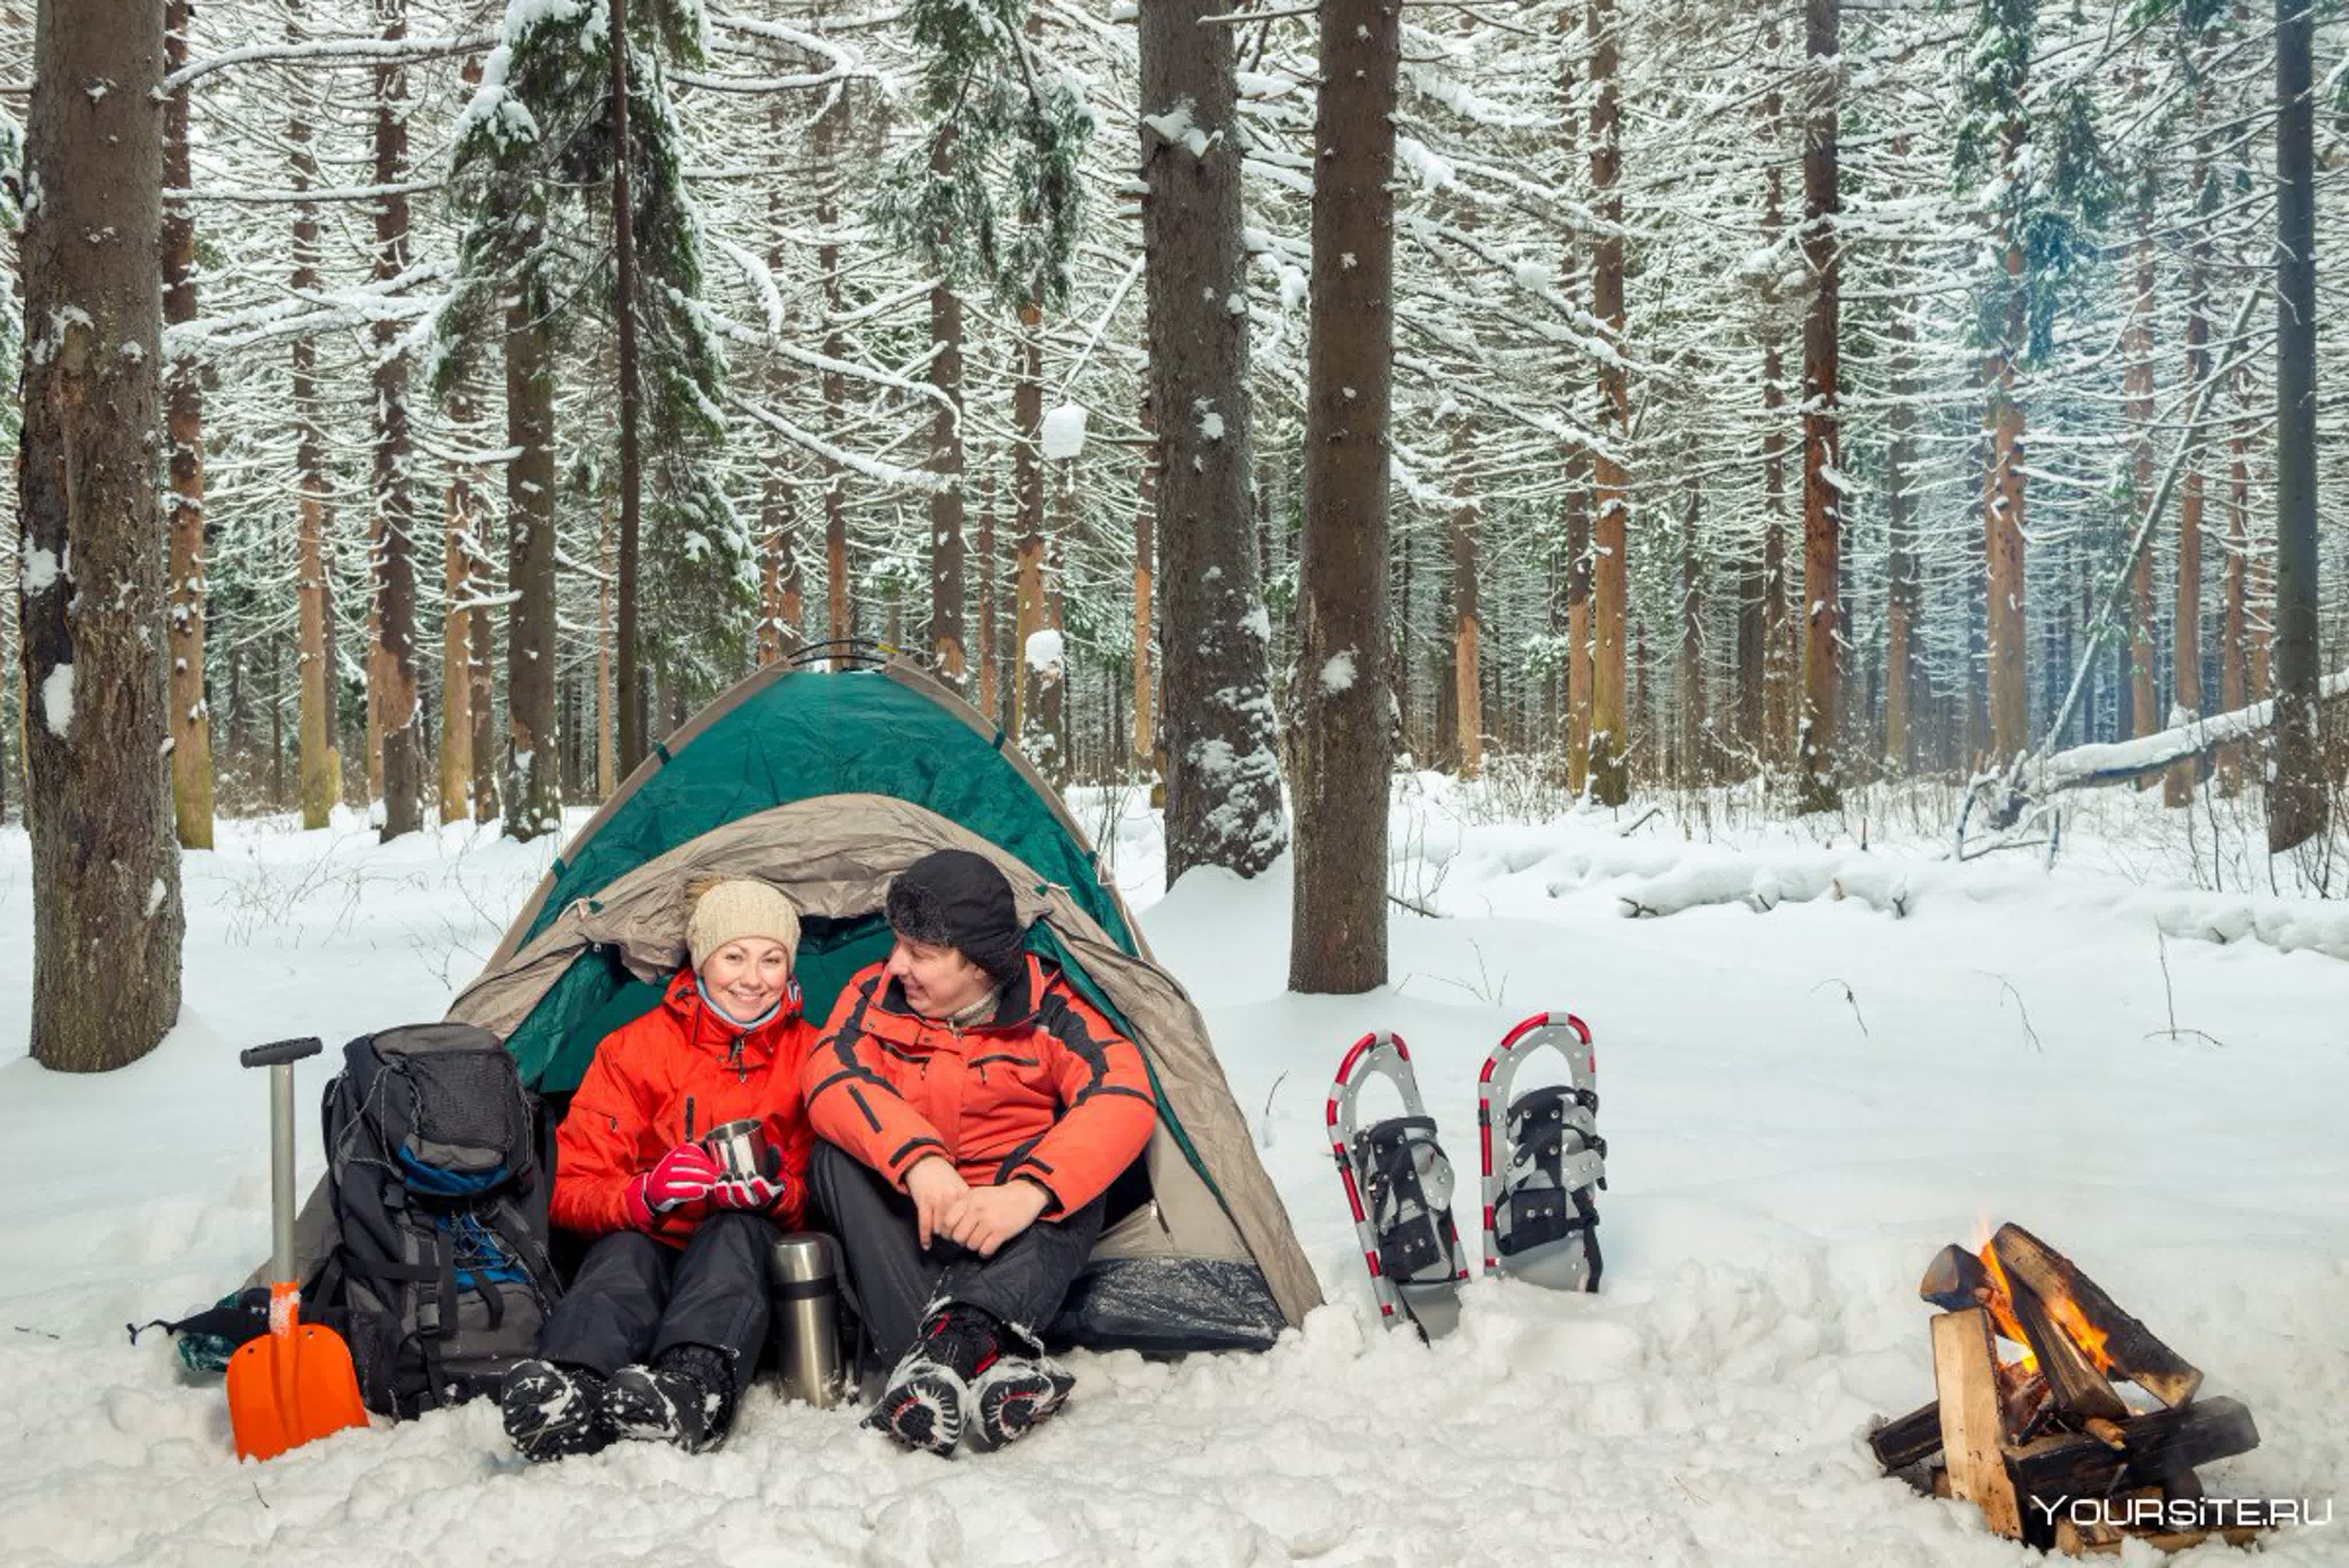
[7,0,2349,1059]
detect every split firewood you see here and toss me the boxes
[1868,1399,1946,1473]
[2083,1417,2128,1451]
[1932,1308,2023,1539]
[2006,1397,2258,1510]
[2000,1264,2132,1422]
[1989,1223,2203,1407]
[1919,1243,1992,1310]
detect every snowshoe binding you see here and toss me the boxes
[1478,1013,1605,1292]
[1329,1032,1471,1340]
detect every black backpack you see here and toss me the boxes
[312,1023,563,1418]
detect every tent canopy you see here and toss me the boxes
[449,656,1320,1351]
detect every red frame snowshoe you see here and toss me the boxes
[1478,1012,1605,1292]
[1328,1032,1471,1340]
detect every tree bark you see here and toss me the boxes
[18,0,185,1070]
[928,143,967,688]
[440,471,473,825]
[978,473,1000,723]
[1795,0,1841,813]
[1137,5,1292,876]
[1759,54,1792,771]
[815,86,850,660]
[162,0,213,849]
[2168,97,2213,808]
[608,0,647,774]
[1587,0,1631,805]
[1289,0,1398,993]
[1014,292,1057,776]
[2269,0,2327,851]
[1985,127,2030,770]
[372,0,420,840]
[1450,418,1483,781]
[1884,138,1918,774]
[2219,389,2249,792]
[287,1,337,829]
[1132,396,1156,770]
[505,303,561,840]
[1679,475,1706,783]
[2126,167,2159,758]
[1566,451,1592,794]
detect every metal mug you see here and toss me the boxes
[766,1232,847,1409]
[701,1118,775,1182]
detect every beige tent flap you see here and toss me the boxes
[447,795,1321,1330]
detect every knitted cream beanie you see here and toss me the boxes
[686,879,802,973]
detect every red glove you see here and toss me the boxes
[625,1144,721,1230]
[708,1172,790,1213]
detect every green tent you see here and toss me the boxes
[449,653,1320,1352]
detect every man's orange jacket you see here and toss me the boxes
[804,953,1156,1216]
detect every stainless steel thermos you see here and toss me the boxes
[766,1232,846,1409]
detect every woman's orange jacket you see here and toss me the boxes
[552,968,817,1243]
[803,954,1156,1217]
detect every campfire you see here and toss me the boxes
[1869,1223,2264,1556]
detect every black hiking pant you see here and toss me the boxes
[537,1210,778,1388]
[807,1141,1102,1367]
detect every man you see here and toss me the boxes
[804,848,1156,1455]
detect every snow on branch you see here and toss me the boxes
[728,393,950,493]
[161,35,494,95]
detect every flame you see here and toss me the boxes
[1976,1241,2116,1377]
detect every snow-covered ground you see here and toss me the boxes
[2,782,2345,1567]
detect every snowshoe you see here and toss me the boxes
[1478,1012,1605,1292]
[1328,1032,1470,1340]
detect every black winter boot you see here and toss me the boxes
[608,1343,739,1454]
[501,1359,617,1463]
[867,1304,1000,1457]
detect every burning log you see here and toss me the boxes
[1918,1242,1991,1310]
[1930,1307,2023,1538]
[2007,1397,2260,1514]
[1988,1223,2203,1407]
[1999,1262,2132,1422]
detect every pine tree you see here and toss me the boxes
[18,0,185,1070]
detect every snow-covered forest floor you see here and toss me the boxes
[1,780,2344,1567]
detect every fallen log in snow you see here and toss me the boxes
[2036,670,2349,793]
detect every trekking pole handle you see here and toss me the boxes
[240,1037,323,1070]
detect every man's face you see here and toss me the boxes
[699,936,792,1021]
[886,934,994,1019]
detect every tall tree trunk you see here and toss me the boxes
[1138,0,1289,877]
[287,3,338,829]
[1132,396,1156,771]
[1290,0,1398,993]
[608,0,647,775]
[1679,474,1706,783]
[1795,0,1841,813]
[162,0,213,849]
[1759,53,1792,771]
[440,470,473,825]
[1985,128,2030,769]
[814,91,850,661]
[1014,291,1055,773]
[1884,140,1918,774]
[928,151,967,688]
[2125,167,2159,759]
[978,473,1000,723]
[372,0,420,840]
[2269,0,2326,850]
[466,484,498,825]
[598,501,618,798]
[2219,394,2250,794]
[2167,99,2213,808]
[505,303,561,840]
[1449,419,1482,781]
[18,0,185,1069]
[1566,452,1593,793]
[1587,0,1632,805]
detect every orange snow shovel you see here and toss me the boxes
[228,1037,368,1461]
